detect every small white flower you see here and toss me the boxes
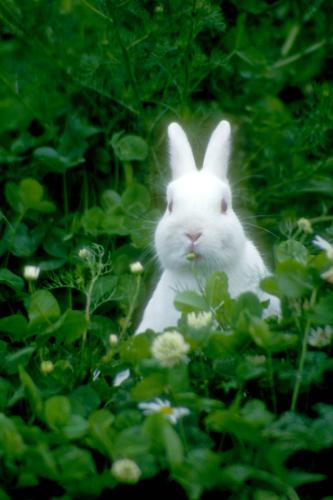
[313,235,333,260]
[138,398,190,424]
[23,265,40,281]
[109,334,119,346]
[130,261,144,274]
[151,330,190,368]
[308,326,333,348]
[321,266,333,284]
[111,458,141,484]
[113,368,130,387]
[187,311,213,329]
[78,247,91,259]
[297,218,313,234]
[40,360,54,374]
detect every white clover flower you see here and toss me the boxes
[109,334,119,346]
[151,330,190,368]
[130,261,143,274]
[308,326,333,348]
[187,311,213,329]
[138,398,190,424]
[313,235,333,260]
[78,247,91,259]
[111,458,141,484]
[297,218,313,234]
[23,265,40,281]
[40,360,54,374]
[113,368,130,387]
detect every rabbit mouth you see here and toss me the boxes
[185,250,202,262]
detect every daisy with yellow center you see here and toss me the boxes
[138,398,190,424]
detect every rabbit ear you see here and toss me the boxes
[202,120,231,179]
[168,122,197,179]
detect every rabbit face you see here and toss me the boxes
[155,170,246,273]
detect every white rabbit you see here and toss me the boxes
[136,121,280,333]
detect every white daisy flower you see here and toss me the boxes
[187,311,213,329]
[23,265,40,281]
[130,261,144,274]
[113,368,130,387]
[313,235,333,260]
[111,458,141,484]
[308,326,333,348]
[138,398,190,424]
[151,330,190,368]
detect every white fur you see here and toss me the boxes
[136,121,280,333]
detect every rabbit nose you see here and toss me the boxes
[186,232,202,242]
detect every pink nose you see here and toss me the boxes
[186,232,202,242]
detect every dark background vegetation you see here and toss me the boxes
[0,1,333,499]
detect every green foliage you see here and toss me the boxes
[1,0,333,498]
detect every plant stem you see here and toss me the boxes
[108,3,142,111]
[82,276,97,345]
[119,274,141,339]
[290,288,317,411]
[271,38,327,69]
[309,215,333,224]
[62,172,69,230]
[267,351,277,414]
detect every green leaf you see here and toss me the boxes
[162,422,184,468]
[6,178,56,214]
[62,415,89,440]
[0,314,28,341]
[34,146,74,173]
[69,385,101,416]
[111,133,148,161]
[112,426,150,459]
[9,223,44,257]
[311,293,333,324]
[88,409,115,457]
[53,445,96,481]
[260,276,281,298]
[131,373,167,401]
[275,240,309,264]
[231,292,263,320]
[174,448,222,499]
[121,183,151,214]
[275,260,313,298]
[5,346,35,374]
[44,395,72,429]
[19,366,43,417]
[28,290,61,327]
[0,268,24,291]
[55,310,89,344]
[205,272,229,309]
[249,318,297,352]
[174,290,208,313]
[120,335,151,365]
[91,275,118,304]
[0,413,25,458]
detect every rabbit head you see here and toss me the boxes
[155,121,247,274]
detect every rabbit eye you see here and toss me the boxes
[221,199,228,213]
[167,201,173,213]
